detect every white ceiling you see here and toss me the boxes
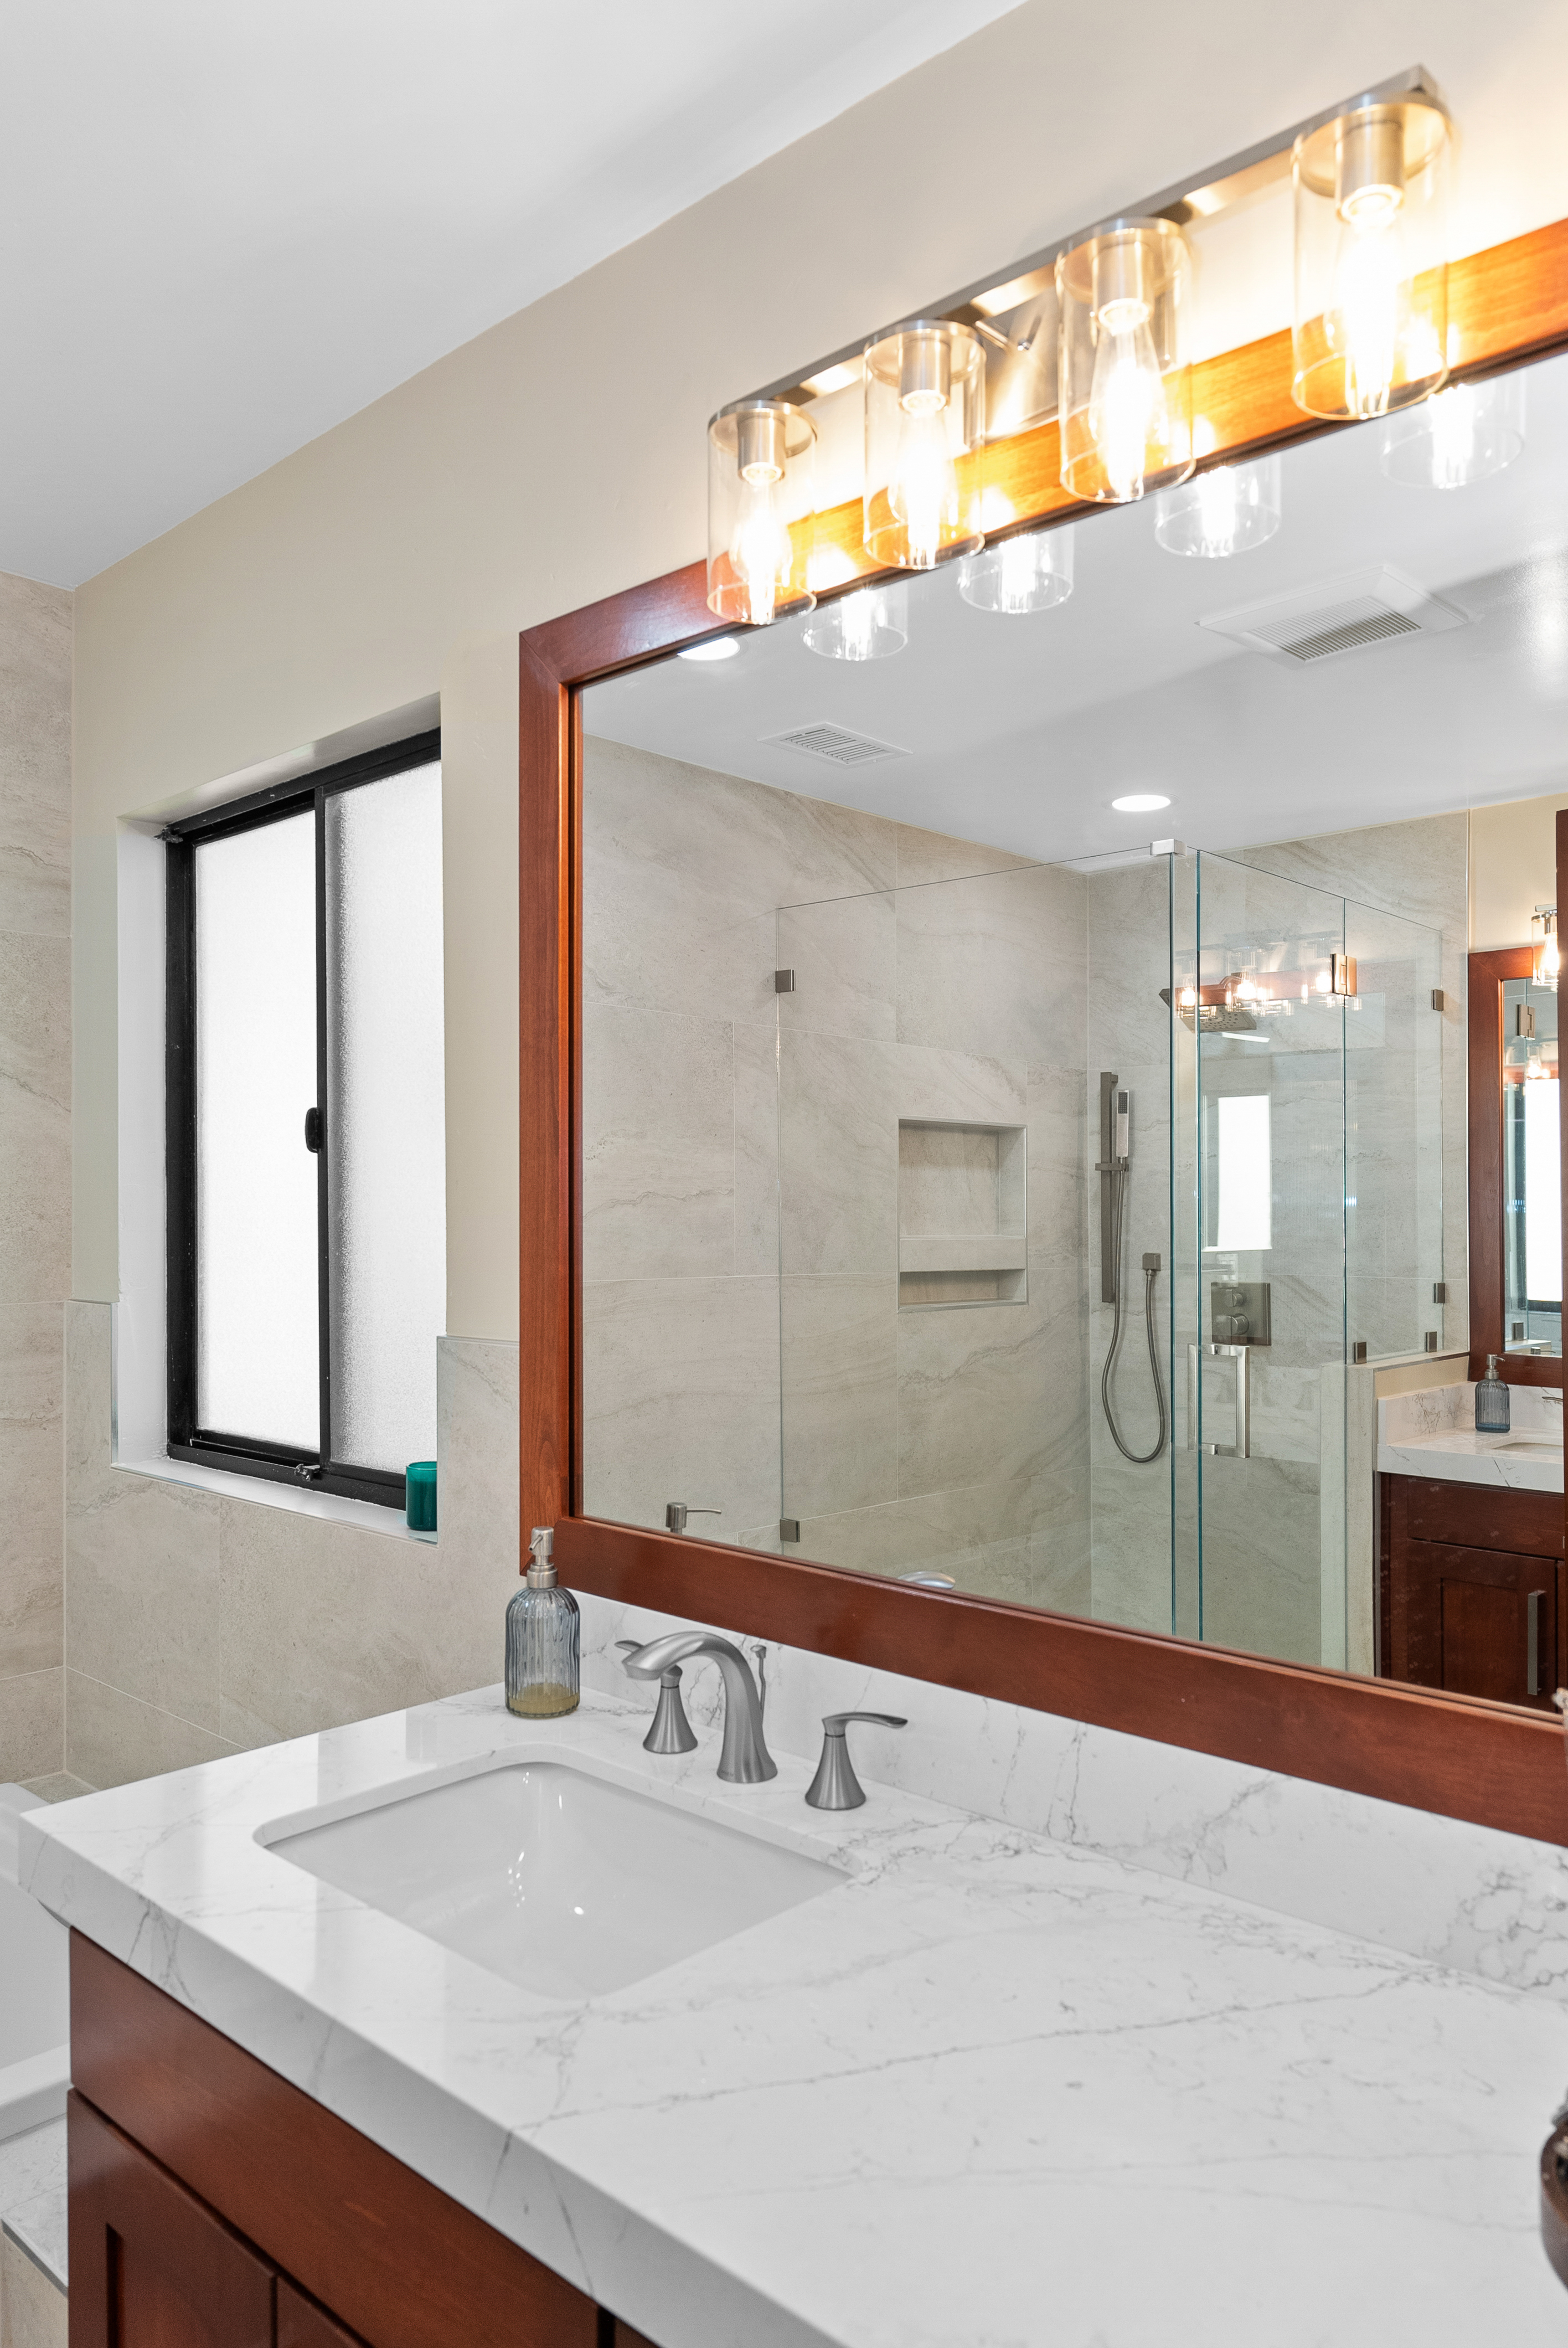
[0,0,1020,588]
[585,350,1568,867]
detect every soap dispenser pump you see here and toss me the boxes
[506,1527,580,1718]
[1475,1355,1511,1435]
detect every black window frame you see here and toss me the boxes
[164,727,442,1508]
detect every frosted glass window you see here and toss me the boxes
[325,762,446,1472]
[1215,1094,1272,1253]
[1525,1078,1562,1304]
[195,813,319,1446]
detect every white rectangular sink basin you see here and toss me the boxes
[267,1762,845,2001]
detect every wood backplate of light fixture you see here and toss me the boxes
[520,214,1568,1847]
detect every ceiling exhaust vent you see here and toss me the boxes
[764,721,909,766]
[1199,565,1468,668]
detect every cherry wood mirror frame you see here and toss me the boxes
[520,219,1568,1844]
[1468,941,1567,1389]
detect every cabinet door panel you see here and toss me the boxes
[1390,1535,1557,1709]
[70,2089,275,2348]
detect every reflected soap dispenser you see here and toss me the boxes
[506,1527,580,1718]
[1475,1355,1511,1436]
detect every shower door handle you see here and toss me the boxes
[1188,1341,1251,1459]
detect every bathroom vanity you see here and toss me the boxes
[1379,1386,1565,1709]
[22,1665,1568,2347]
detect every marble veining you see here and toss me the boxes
[21,1671,1568,2347]
[1379,1383,1564,1492]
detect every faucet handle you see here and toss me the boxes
[806,1712,907,1811]
[616,1640,698,1755]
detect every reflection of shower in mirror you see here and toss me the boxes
[1097,1071,1167,1465]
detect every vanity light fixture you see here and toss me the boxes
[1112,792,1170,813]
[1155,447,1282,558]
[706,399,817,626]
[1533,906,1559,990]
[863,321,986,569]
[1292,93,1451,420]
[1380,370,1527,488]
[677,636,742,663]
[802,579,909,661]
[1058,219,1194,504]
[957,524,1074,614]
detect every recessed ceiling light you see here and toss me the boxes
[678,637,741,663]
[1111,792,1171,812]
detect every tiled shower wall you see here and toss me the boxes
[60,1307,521,1785]
[0,570,72,1783]
[581,736,1092,1609]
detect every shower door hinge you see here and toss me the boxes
[1331,952,1357,997]
[1431,988,1446,1012]
[774,968,796,993]
[1433,1282,1448,1302]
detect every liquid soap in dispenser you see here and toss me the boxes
[1475,1355,1511,1435]
[506,1526,580,1717]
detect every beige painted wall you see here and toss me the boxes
[1469,792,1568,951]
[71,0,1568,1340]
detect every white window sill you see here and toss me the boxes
[114,1455,439,1544]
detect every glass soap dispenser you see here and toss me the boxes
[506,1527,580,1717]
[1475,1355,1511,1436]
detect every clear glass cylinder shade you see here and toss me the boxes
[1292,99,1450,421]
[194,811,319,1448]
[1380,369,1526,488]
[957,524,1074,612]
[802,579,909,660]
[707,400,816,626]
[863,321,986,569]
[1155,454,1282,558]
[1058,219,1193,504]
[325,762,446,1472]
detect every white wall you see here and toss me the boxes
[1470,792,1568,951]
[72,0,1568,1340]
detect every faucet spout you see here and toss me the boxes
[620,1633,776,1783]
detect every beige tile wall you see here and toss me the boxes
[61,1304,522,1787]
[0,571,71,1782]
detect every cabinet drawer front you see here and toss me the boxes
[1396,1476,1564,1557]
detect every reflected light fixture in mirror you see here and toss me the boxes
[1111,792,1170,813]
[802,579,909,661]
[706,398,817,626]
[1292,94,1450,420]
[863,321,986,569]
[1058,218,1194,503]
[1534,905,1559,989]
[1380,370,1527,488]
[677,636,741,663]
[957,524,1074,614]
[1155,450,1282,558]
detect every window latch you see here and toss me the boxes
[293,1462,324,1484]
[303,1106,322,1153]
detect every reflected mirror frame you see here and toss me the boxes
[520,215,1568,1848]
[1468,945,1566,1386]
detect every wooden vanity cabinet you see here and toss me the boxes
[1379,1476,1566,1711]
[69,1934,655,2348]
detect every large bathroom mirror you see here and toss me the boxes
[572,340,1567,1713]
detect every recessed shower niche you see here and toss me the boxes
[897,1120,1027,1307]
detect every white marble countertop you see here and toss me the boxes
[1379,1381,1564,1493]
[21,1685,1568,2348]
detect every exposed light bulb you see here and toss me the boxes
[726,419,793,627]
[706,399,814,626]
[1330,202,1406,418]
[889,400,957,570]
[801,580,909,663]
[1087,295,1170,502]
[1525,1051,1550,1082]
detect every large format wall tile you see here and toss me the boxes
[582,1002,736,1279]
[896,863,1086,1065]
[66,1470,221,1732]
[0,1664,61,1780]
[781,1276,897,1518]
[778,1032,898,1276]
[733,1021,779,1277]
[894,823,1036,890]
[437,1335,521,1578]
[65,1669,236,1791]
[897,1269,1082,1496]
[0,1302,63,1678]
[583,1275,780,1537]
[0,572,71,941]
[777,892,895,1041]
[0,931,69,1305]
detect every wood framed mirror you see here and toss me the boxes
[520,220,1568,1845]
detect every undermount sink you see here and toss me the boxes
[264,1760,845,2001]
[1495,1436,1564,1457]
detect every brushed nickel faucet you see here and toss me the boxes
[619,1632,776,1782]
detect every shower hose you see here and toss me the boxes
[1100,1163,1168,1465]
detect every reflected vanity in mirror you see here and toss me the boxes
[523,268,1568,1841]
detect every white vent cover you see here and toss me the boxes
[1199,565,1468,667]
[764,721,908,766]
